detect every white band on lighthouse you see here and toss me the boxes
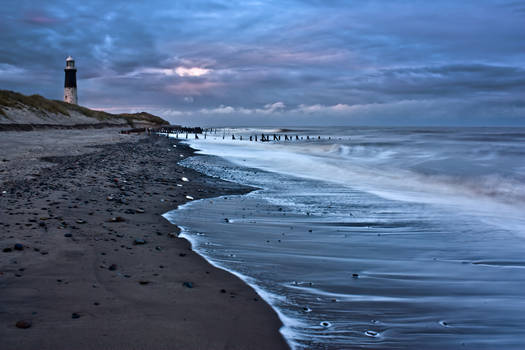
[64,87,77,105]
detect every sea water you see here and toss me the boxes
[164,127,525,349]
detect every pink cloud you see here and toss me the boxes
[166,81,224,96]
[23,12,61,25]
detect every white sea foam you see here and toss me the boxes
[179,132,525,235]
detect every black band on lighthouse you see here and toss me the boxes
[64,69,77,88]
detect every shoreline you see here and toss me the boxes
[0,129,289,349]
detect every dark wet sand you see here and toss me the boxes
[0,130,289,349]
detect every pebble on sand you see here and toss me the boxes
[183,281,194,288]
[71,313,81,319]
[133,238,146,245]
[109,216,125,223]
[181,177,189,182]
[15,320,32,329]
[14,243,24,251]
[185,195,194,200]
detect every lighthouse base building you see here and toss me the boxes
[64,56,78,104]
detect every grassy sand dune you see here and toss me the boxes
[0,90,168,128]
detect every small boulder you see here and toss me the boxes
[14,243,24,251]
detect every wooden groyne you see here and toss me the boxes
[153,126,336,143]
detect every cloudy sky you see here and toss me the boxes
[1,0,524,126]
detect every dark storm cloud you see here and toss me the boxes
[0,0,524,125]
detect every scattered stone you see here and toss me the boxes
[76,219,86,224]
[365,330,379,337]
[352,273,359,278]
[139,280,150,285]
[15,320,32,329]
[182,281,193,288]
[179,253,186,257]
[133,238,146,245]
[71,313,81,319]
[135,208,145,213]
[109,217,125,223]
[14,243,24,251]
[185,195,194,200]
[220,289,226,293]
[3,248,12,253]
[181,177,189,182]
[64,233,72,238]
[108,264,117,271]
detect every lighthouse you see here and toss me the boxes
[64,56,78,104]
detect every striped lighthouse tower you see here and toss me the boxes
[64,56,78,104]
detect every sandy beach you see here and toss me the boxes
[0,129,289,349]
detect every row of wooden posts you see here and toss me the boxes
[154,127,331,142]
[167,132,329,142]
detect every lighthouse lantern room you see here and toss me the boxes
[64,56,78,104]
